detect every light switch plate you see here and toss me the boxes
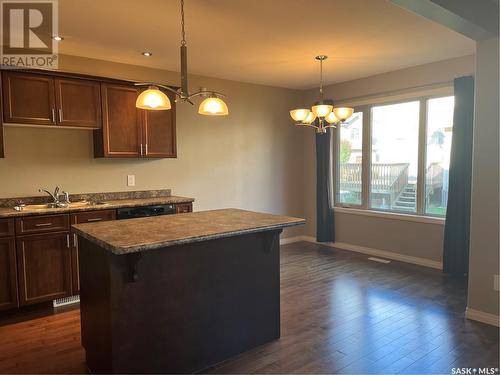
[127,175,135,187]
[494,275,500,292]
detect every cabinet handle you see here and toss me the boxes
[140,144,144,156]
[58,108,63,122]
[51,108,56,123]
[35,222,52,227]
[87,217,103,222]
[73,233,78,247]
[145,143,148,155]
[66,234,70,249]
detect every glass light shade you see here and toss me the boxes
[311,104,333,118]
[325,111,339,124]
[198,96,229,116]
[290,109,310,122]
[302,111,317,124]
[136,86,171,110]
[333,107,354,121]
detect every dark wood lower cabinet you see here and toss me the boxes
[1,204,192,311]
[70,210,116,294]
[175,202,193,214]
[0,237,18,310]
[16,231,72,306]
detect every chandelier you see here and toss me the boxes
[290,55,353,133]
[135,0,229,116]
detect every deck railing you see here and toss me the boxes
[339,163,409,200]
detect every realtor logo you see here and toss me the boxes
[1,0,58,68]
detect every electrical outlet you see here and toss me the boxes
[494,275,500,292]
[127,175,135,187]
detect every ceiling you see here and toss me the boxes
[57,0,475,89]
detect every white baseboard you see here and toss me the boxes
[465,307,500,327]
[280,236,442,270]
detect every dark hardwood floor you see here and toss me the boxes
[0,241,498,374]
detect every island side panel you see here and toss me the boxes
[78,237,113,373]
[79,229,282,374]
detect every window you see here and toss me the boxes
[425,96,454,216]
[370,101,419,213]
[334,94,454,218]
[337,112,363,205]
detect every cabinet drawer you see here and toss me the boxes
[71,209,116,224]
[15,214,70,235]
[0,218,15,238]
[175,203,192,214]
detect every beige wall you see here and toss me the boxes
[335,213,444,262]
[0,53,484,254]
[0,55,306,237]
[467,37,499,316]
[302,56,475,262]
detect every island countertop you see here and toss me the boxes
[72,208,305,255]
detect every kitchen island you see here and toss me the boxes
[72,208,305,374]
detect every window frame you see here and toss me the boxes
[333,93,454,219]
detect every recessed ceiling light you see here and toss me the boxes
[52,36,63,41]
[142,52,152,57]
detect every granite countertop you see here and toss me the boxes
[0,196,194,218]
[72,208,306,255]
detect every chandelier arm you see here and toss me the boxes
[323,124,337,129]
[296,123,320,129]
[134,83,180,96]
[188,90,228,99]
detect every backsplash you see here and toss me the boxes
[0,189,172,208]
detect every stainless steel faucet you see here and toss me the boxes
[38,186,69,208]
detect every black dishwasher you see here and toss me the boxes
[116,204,176,220]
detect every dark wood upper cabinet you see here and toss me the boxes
[143,92,177,158]
[0,70,177,158]
[96,83,143,157]
[0,71,4,158]
[0,237,18,311]
[95,84,177,158]
[2,71,102,129]
[16,231,72,306]
[54,78,101,128]
[2,71,56,125]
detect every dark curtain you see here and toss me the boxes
[443,76,474,275]
[316,128,335,242]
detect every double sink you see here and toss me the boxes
[13,186,109,212]
[14,201,108,212]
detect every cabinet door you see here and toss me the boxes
[98,84,143,157]
[70,209,116,294]
[16,232,72,306]
[0,71,4,158]
[0,218,14,238]
[55,78,101,128]
[175,203,193,214]
[142,92,177,158]
[2,71,55,125]
[0,238,18,311]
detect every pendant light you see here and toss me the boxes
[136,86,171,110]
[290,56,353,134]
[135,0,229,115]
